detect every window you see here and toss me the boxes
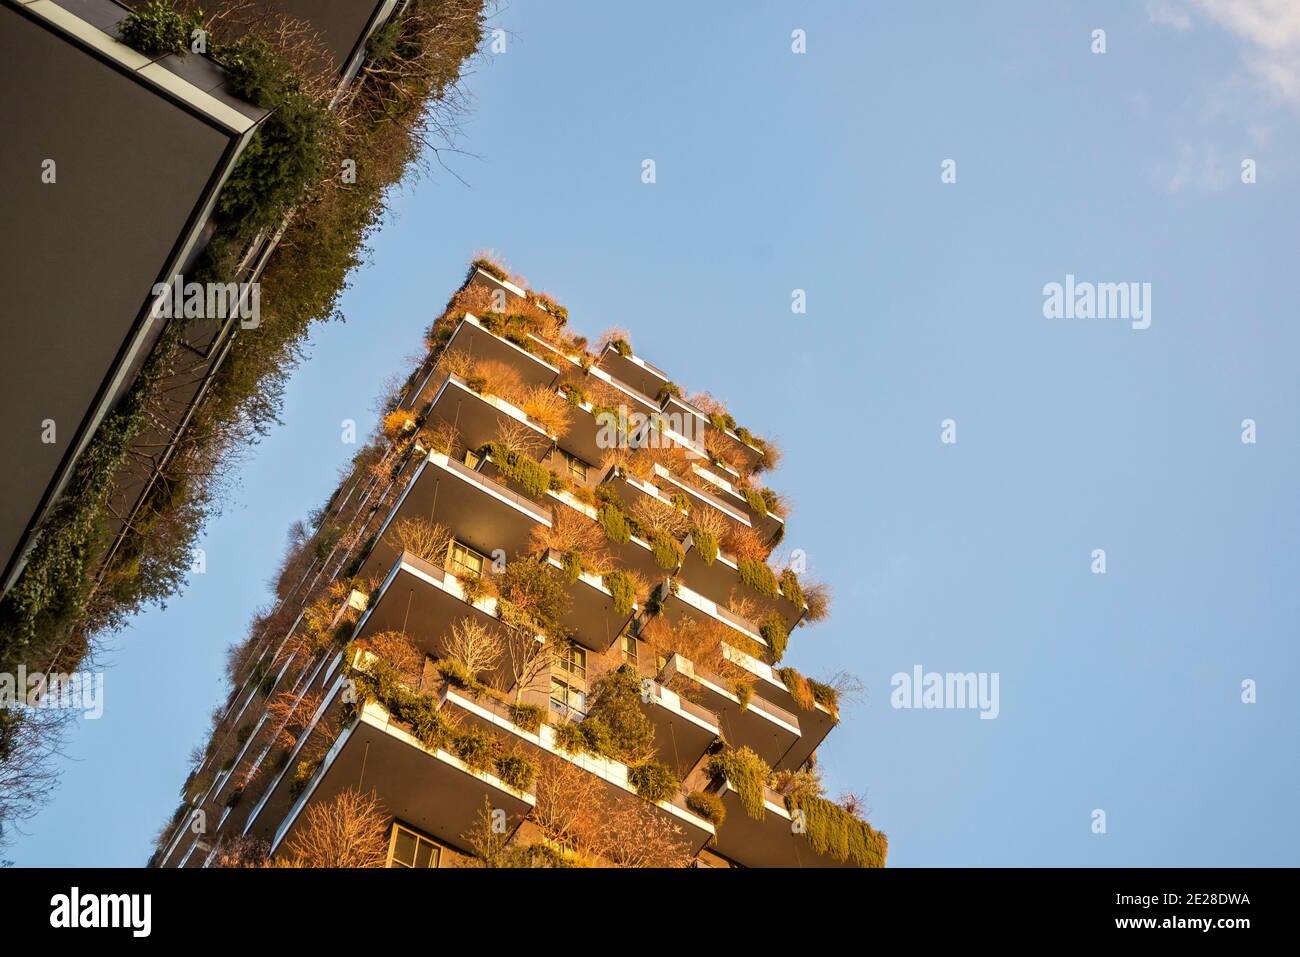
[550,677,586,718]
[447,540,485,578]
[556,643,586,680]
[387,822,441,868]
[463,448,481,469]
[621,634,639,666]
[563,452,588,483]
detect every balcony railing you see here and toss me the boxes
[445,452,551,523]
[684,658,799,730]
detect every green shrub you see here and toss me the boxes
[217,37,336,238]
[779,568,804,608]
[560,383,586,408]
[434,657,486,697]
[788,794,887,867]
[598,503,630,544]
[552,721,588,755]
[743,488,768,518]
[610,337,632,357]
[289,760,319,798]
[582,665,653,762]
[459,572,493,604]
[686,790,727,828]
[656,382,682,404]
[650,532,682,570]
[760,615,788,661]
[510,703,545,734]
[603,570,636,617]
[738,558,779,598]
[486,443,552,499]
[628,760,679,803]
[561,550,583,583]
[708,747,771,821]
[807,677,840,715]
[493,753,537,792]
[453,728,498,773]
[471,257,511,282]
[735,681,753,711]
[691,526,718,565]
[118,0,200,56]
[498,557,569,639]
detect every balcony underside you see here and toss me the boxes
[676,674,797,770]
[449,313,561,391]
[663,398,766,475]
[271,703,533,860]
[544,553,635,652]
[448,691,715,855]
[638,686,719,778]
[596,345,669,406]
[425,376,551,460]
[358,452,548,582]
[709,782,845,868]
[679,546,804,632]
[658,588,764,651]
[355,554,524,689]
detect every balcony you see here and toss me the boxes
[541,549,636,652]
[427,682,715,855]
[707,779,847,868]
[549,493,666,585]
[680,537,805,632]
[654,580,767,650]
[452,311,563,389]
[650,463,752,530]
[661,396,768,475]
[657,653,799,769]
[1,0,268,594]
[427,373,556,450]
[268,692,535,862]
[357,450,550,582]
[352,551,529,688]
[637,679,721,778]
[721,643,837,773]
[685,462,786,545]
[595,342,672,408]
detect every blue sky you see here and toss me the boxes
[10,0,1300,866]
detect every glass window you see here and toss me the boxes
[388,822,441,868]
[564,453,588,482]
[550,677,586,718]
[447,540,485,578]
[556,643,586,680]
[621,634,639,666]
[463,448,481,469]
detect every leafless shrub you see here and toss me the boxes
[445,617,504,681]
[385,516,452,565]
[277,788,389,868]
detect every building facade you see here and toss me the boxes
[153,263,886,868]
[0,0,408,632]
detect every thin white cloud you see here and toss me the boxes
[1146,0,1193,32]
[1149,0,1300,189]
[1154,0,1300,104]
